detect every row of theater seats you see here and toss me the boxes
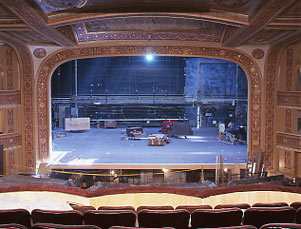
[0,202,301,229]
[72,201,301,214]
[1,223,301,229]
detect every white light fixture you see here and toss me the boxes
[146,54,153,61]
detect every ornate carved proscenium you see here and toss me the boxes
[36,45,262,162]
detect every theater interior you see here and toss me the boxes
[0,0,300,228]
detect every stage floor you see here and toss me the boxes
[51,127,247,165]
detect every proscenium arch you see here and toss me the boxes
[36,45,262,163]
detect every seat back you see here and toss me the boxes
[0,224,28,229]
[138,209,190,229]
[191,208,243,228]
[137,205,174,213]
[98,206,135,212]
[176,205,212,214]
[71,206,96,214]
[215,203,251,209]
[32,223,101,229]
[243,207,295,228]
[109,227,174,229]
[252,202,288,207]
[84,210,136,229]
[290,202,301,210]
[260,223,301,229]
[31,209,83,225]
[296,207,301,224]
[0,208,31,228]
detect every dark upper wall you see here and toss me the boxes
[51,56,186,97]
[184,58,248,99]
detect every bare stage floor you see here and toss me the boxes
[51,127,247,166]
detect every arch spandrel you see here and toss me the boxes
[36,45,262,162]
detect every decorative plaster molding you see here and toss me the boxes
[284,150,291,169]
[224,0,296,46]
[277,91,301,108]
[36,45,262,161]
[0,133,22,148]
[7,108,14,133]
[277,132,301,150]
[33,48,47,58]
[2,0,76,46]
[265,31,301,169]
[0,91,21,107]
[74,23,225,43]
[6,46,13,90]
[0,32,35,172]
[252,48,265,59]
[285,109,292,133]
[287,48,293,91]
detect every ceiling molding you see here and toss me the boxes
[223,0,296,47]
[0,0,76,47]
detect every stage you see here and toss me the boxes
[50,127,248,169]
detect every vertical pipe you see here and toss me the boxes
[74,59,78,117]
[215,155,219,185]
[197,105,200,129]
[75,59,78,97]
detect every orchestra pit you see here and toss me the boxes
[0,1,300,228]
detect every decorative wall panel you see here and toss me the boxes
[0,91,20,107]
[284,150,291,169]
[265,31,301,169]
[6,108,14,133]
[277,133,301,150]
[0,32,34,172]
[286,48,293,91]
[6,46,13,90]
[285,109,292,133]
[74,22,225,43]
[278,91,301,108]
[0,133,22,148]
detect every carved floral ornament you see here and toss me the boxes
[252,49,265,59]
[33,48,47,58]
[36,45,263,161]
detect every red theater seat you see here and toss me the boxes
[71,206,96,214]
[137,205,174,213]
[296,208,301,224]
[32,223,101,229]
[0,223,28,229]
[98,206,136,211]
[252,202,288,207]
[138,209,190,229]
[176,205,212,213]
[215,203,251,209]
[191,208,243,228]
[260,223,301,229]
[243,207,295,228]
[83,210,136,229]
[0,209,31,228]
[31,209,83,225]
[290,202,301,210]
[109,227,174,229]
[198,226,256,229]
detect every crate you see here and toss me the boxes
[104,120,117,128]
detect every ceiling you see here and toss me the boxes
[0,0,300,47]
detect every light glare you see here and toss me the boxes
[146,54,153,61]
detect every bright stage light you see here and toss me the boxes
[162,168,169,173]
[146,54,153,61]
